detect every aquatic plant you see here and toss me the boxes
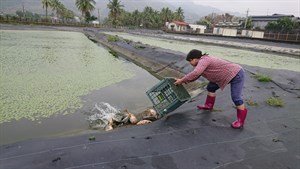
[246,98,258,106]
[266,97,284,107]
[107,35,119,42]
[254,74,272,82]
[0,30,133,123]
[109,49,118,57]
[134,45,146,49]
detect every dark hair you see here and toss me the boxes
[186,49,208,61]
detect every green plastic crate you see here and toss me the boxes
[146,77,191,115]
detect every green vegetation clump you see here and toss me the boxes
[107,35,119,42]
[134,45,146,50]
[266,97,284,107]
[124,39,132,44]
[109,49,118,57]
[254,74,272,82]
[89,136,96,141]
[246,98,258,106]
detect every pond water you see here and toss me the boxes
[0,30,159,144]
[104,32,300,72]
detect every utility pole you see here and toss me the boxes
[244,8,249,29]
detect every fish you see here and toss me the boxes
[136,120,152,125]
[105,118,114,131]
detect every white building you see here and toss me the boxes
[213,28,237,37]
[92,20,100,27]
[241,30,264,38]
[189,24,207,34]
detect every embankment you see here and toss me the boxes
[83,29,206,96]
[83,29,300,97]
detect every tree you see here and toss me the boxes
[132,9,141,27]
[265,17,299,32]
[76,0,96,20]
[222,13,233,22]
[174,7,184,21]
[41,0,52,18]
[241,17,253,29]
[142,6,155,28]
[160,7,173,23]
[107,0,124,27]
[196,19,212,29]
[51,0,63,17]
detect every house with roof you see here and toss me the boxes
[165,21,189,32]
[250,14,300,29]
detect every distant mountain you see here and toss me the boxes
[0,0,239,23]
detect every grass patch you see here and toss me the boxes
[134,45,146,50]
[254,74,272,82]
[246,98,258,106]
[124,39,132,44]
[89,136,96,141]
[107,35,119,42]
[266,97,284,107]
[108,49,118,58]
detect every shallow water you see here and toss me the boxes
[0,30,159,144]
[104,32,300,72]
[0,30,135,124]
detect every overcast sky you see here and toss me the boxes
[191,0,299,17]
[187,0,299,17]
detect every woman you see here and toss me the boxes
[175,49,247,129]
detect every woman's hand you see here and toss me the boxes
[174,78,184,86]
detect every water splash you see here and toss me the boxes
[86,102,129,130]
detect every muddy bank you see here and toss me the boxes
[84,29,206,96]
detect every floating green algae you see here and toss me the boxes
[0,30,134,123]
[103,32,300,72]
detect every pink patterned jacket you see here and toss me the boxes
[182,55,241,90]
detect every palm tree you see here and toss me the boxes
[174,7,184,21]
[142,6,154,28]
[50,0,63,17]
[107,0,124,27]
[132,10,141,27]
[75,0,96,18]
[41,0,52,18]
[160,7,173,23]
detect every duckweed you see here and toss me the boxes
[103,32,300,72]
[266,97,284,107]
[0,30,134,123]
